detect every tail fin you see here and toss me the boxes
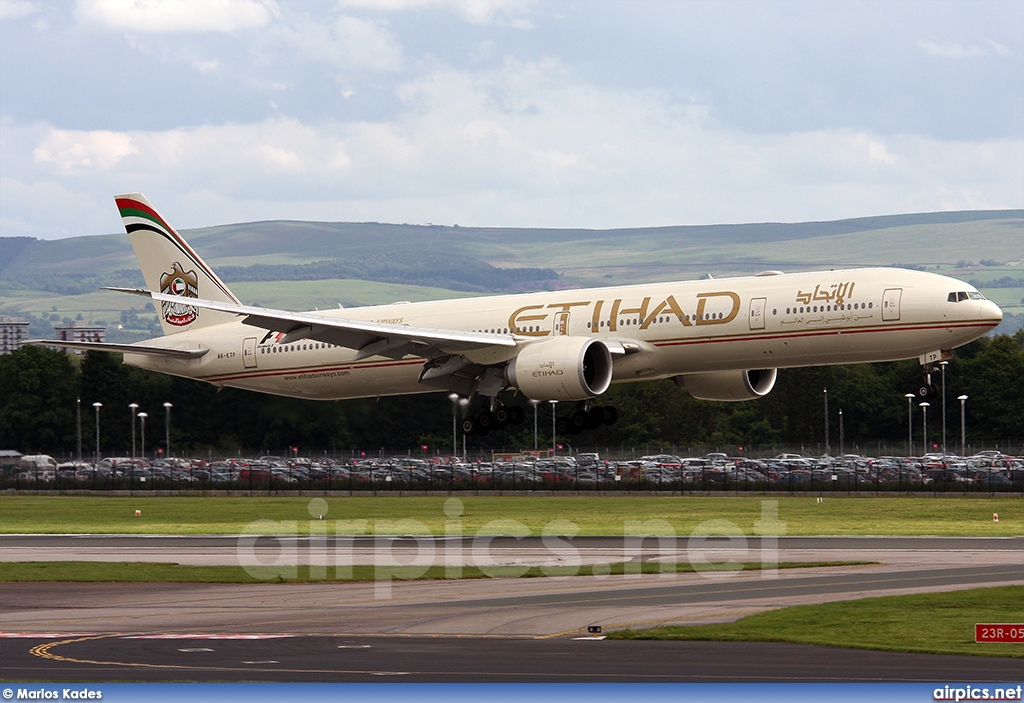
[116,193,241,335]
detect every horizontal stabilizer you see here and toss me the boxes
[26,339,208,359]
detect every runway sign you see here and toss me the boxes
[975,624,1024,643]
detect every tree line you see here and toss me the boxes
[2,330,1021,458]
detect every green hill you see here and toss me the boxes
[2,209,1021,338]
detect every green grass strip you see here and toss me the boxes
[0,560,865,583]
[1,495,1020,536]
[608,585,1024,659]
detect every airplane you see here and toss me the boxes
[30,193,1003,436]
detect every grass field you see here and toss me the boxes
[1,495,1018,536]
[608,585,1024,659]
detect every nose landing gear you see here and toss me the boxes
[915,365,940,400]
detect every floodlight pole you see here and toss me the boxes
[129,403,139,461]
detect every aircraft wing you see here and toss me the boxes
[109,288,517,360]
[26,339,208,359]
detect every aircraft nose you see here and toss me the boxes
[982,300,1003,324]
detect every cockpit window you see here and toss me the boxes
[948,291,984,302]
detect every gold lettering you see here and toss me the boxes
[546,301,590,313]
[695,291,741,326]
[641,295,691,329]
[509,304,549,337]
[618,297,651,325]
[591,300,604,333]
[608,299,623,332]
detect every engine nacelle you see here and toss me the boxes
[675,368,778,402]
[507,337,613,401]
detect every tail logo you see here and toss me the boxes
[159,262,199,327]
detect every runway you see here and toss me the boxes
[1,535,1021,681]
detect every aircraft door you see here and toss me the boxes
[242,336,257,368]
[748,297,767,330]
[553,311,570,336]
[882,288,902,321]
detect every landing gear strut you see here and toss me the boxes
[915,365,940,401]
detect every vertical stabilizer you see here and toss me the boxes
[116,193,241,335]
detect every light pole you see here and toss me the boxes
[459,397,469,459]
[76,397,82,466]
[939,361,948,455]
[549,400,558,456]
[919,402,929,455]
[529,399,540,451]
[448,393,459,458]
[129,403,139,461]
[138,412,148,460]
[904,393,915,456]
[163,402,173,460]
[838,409,844,456]
[823,389,830,456]
[92,402,102,466]
[958,395,968,457]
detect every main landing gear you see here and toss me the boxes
[460,400,619,436]
[555,402,618,436]
[461,404,526,436]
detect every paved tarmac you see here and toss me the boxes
[1,535,1021,682]
[5,635,1023,683]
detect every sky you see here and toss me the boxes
[0,0,1022,240]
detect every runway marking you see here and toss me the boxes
[123,633,294,639]
[1,632,95,638]
[21,635,996,682]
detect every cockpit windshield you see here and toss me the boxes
[947,291,987,302]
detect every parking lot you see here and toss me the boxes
[3,450,1022,494]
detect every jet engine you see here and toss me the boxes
[507,337,613,401]
[675,368,778,402]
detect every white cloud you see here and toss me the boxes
[33,129,138,175]
[917,40,988,58]
[0,0,38,20]
[986,39,1016,58]
[192,59,220,72]
[76,0,279,33]
[256,13,404,71]
[12,53,1018,238]
[336,0,536,27]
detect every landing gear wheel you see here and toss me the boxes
[509,406,526,425]
[476,410,495,435]
[555,417,570,435]
[602,406,618,426]
[586,406,607,429]
[493,406,512,429]
[461,417,478,436]
[568,411,588,435]
[916,383,938,400]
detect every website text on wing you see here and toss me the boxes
[29,194,1003,436]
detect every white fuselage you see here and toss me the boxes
[124,267,1002,400]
